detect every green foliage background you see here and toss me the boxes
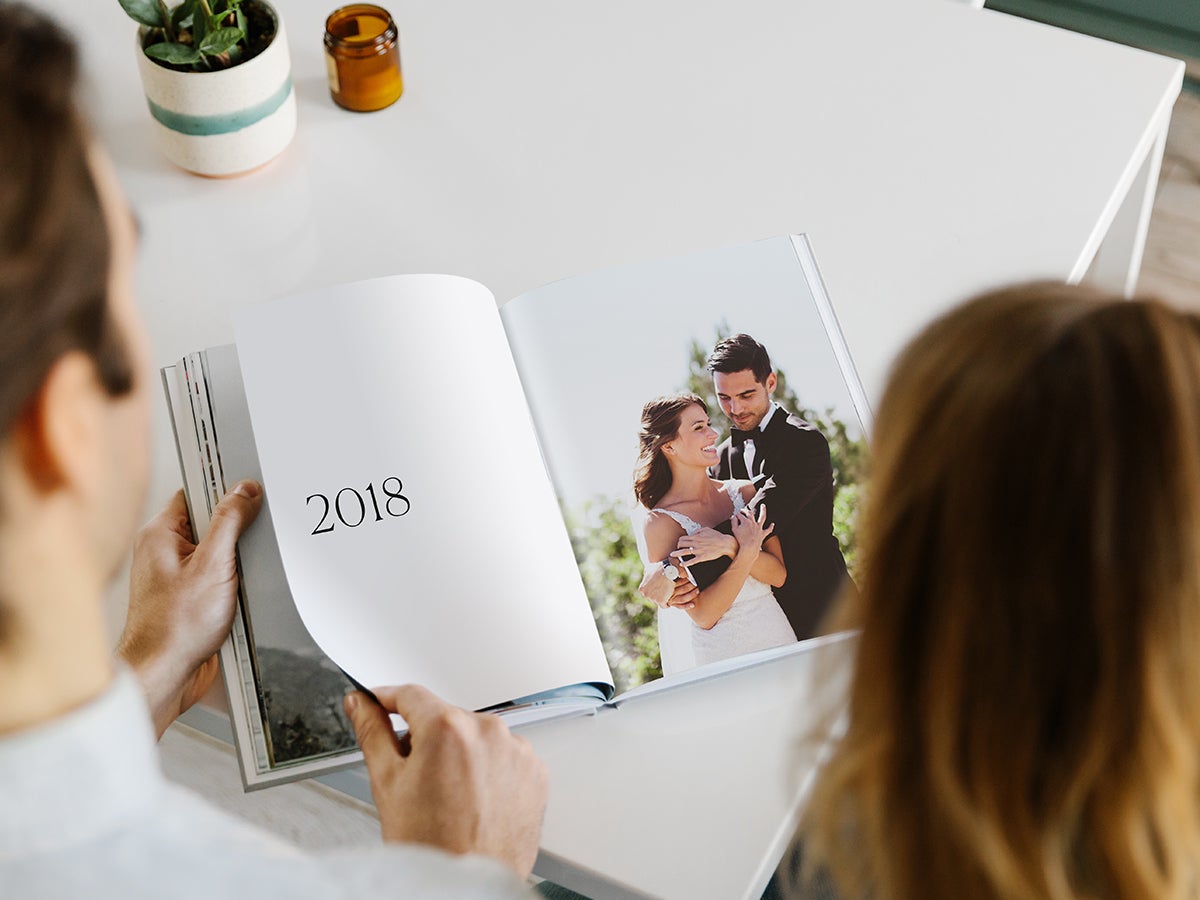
[565,325,868,694]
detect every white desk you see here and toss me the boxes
[42,0,1183,896]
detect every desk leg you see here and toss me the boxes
[1083,117,1170,298]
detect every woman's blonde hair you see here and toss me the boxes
[797,283,1200,900]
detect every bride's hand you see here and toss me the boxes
[731,503,774,556]
[670,527,738,565]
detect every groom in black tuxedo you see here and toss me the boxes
[707,333,853,639]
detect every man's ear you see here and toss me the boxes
[11,351,105,496]
[765,372,777,395]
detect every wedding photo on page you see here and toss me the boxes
[163,234,870,788]
[502,235,869,693]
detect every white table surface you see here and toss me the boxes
[40,0,1184,896]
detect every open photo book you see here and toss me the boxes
[162,235,871,789]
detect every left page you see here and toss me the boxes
[232,275,612,713]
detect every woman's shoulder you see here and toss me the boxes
[643,507,688,535]
[642,508,687,556]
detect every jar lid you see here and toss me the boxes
[324,4,397,51]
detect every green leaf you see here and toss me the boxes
[171,0,197,30]
[144,41,203,65]
[119,0,164,28]
[199,26,243,55]
[192,5,209,45]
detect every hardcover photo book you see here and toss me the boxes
[163,235,871,789]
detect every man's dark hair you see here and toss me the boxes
[706,333,772,384]
[0,3,134,644]
[0,2,133,446]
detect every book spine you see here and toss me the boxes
[182,353,274,776]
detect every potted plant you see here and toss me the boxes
[119,0,296,176]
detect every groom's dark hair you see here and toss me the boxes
[707,333,772,384]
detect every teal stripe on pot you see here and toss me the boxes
[146,76,293,136]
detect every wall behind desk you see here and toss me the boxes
[986,0,1200,88]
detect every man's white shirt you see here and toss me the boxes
[741,402,781,478]
[0,667,533,899]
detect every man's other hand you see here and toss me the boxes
[118,483,262,738]
[345,686,549,879]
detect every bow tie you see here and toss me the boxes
[732,428,759,446]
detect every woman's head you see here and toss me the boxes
[633,393,711,509]
[801,283,1200,900]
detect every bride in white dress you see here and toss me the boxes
[635,393,797,668]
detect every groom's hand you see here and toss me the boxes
[638,564,697,609]
[638,564,674,607]
[665,578,699,609]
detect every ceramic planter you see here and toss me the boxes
[135,1,296,177]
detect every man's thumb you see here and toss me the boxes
[201,480,263,561]
[345,692,404,789]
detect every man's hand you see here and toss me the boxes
[344,686,549,879]
[670,527,738,566]
[638,563,698,610]
[118,483,263,738]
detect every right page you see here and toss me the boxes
[501,236,870,696]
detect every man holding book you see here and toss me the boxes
[0,4,543,895]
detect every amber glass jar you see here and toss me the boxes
[324,4,403,112]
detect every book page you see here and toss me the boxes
[202,346,361,773]
[500,237,868,697]
[234,275,612,712]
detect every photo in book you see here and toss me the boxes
[503,236,867,684]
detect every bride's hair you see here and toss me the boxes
[795,283,1200,900]
[634,393,707,510]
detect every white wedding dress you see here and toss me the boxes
[653,481,797,667]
